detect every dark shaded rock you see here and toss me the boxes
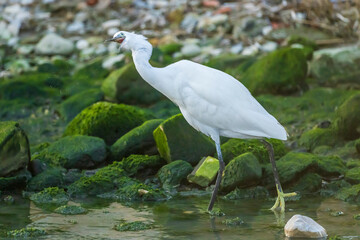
[0,169,32,190]
[335,93,360,140]
[0,121,30,177]
[224,186,269,200]
[320,180,351,197]
[32,135,107,169]
[30,187,69,205]
[289,173,322,194]
[157,160,193,187]
[26,167,66,192]
[110,119,163,161]
[187,156,219,187]
[204,54,250,71]
[101,63,163,105]
[121,154,166,176]
[241,48,308,95]
[0,81,46,100]
[64,102,151,145]
[220,152,262,192]
[57,89,104,122]
[153,114,215,165]
[220,138,287,164]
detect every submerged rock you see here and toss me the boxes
[64,102,151,145]
[241,48,308,95]
[335,93,360,140]
[0,121,30,177]
[54,205,87,215]
[35,33,74,55]
[157,160,193,188]
[220,152,262,193]
[153,114,215,165]
[7,228,46,238]
[224,186,269,200]
[284,214,327,238]
[121,154,165,176]
[222,217,245,226]
[32,135,107,169]
[187,156,219,187]
[110,119,163,161]
[30,187,69,205]
[101,63,163,105]
[114,220,152,232]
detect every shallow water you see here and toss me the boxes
[1,194,360,240]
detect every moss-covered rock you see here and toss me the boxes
[224,186,269,200]
[0,169,32,190]
[299,127,338,151]
[7,228,46,238]
[187,156,219,187]
[99,176,167,201]
[64,102,151,145]
[73,58,109,82]
[356,139,360,154]
[121,154,166,176]
[32,135,107,169]
[110,119,163,161]
[57,89,104,122]
[148,100,180,119]
[289,173,322,194]
[335,184,360,203]
[220,138,287,164]
[204,54,250,71]
[287,35,318,50]
[157,160,193,188]
[114,220,152,232]
[30,187,69,205]
[221,217,245,226]
[158,43,182,55]
[316,155,346,176]
[67,161,125,197]
[320,180,351,197]
[241,48,308,95]
[101,63,163,105]
[26,167,66,192]
[54,205,87,215]
[345,167,360,184]
[0,80,47,101]
[220,152,262,193]
[0,121,30,177]
[335,93,360,140]
[153,114,215,165]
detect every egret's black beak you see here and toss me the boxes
[104,36,124,44]
[104,37,116,43]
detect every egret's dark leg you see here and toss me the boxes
[208,141,225,212]
[261,139,296,212]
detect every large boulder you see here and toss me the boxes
[110,119,163,161]
[220,152,262,193]
[64,102,151,145]
[241,48,308,95]
[157,160,193,188]
[57,89,104,122]
[153,114,215,165]
[335,93,360,140]
[0,169,32,190]
[35,33,74,56]
[0,121,30,177]
[220,138,287,164]
[32,135,107,169]
[101,63,163,105]
[187,156,219,187]
[26,167,66,192]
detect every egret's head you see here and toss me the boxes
[105,31,150,51]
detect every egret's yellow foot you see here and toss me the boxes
[270,185,297,212]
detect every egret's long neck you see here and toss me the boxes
[132,41,171,98]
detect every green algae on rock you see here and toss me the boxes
[222,217,245,226]
[30,187,69,205]
[54,205,88,215]
[67,161,125,197]
[64,102,151,145]
[114,220,152,232]
[32,135,107,169]
[26,167,66,192]
[158,43,182,55]
[289,173,322,194]
[7,228,46,238]
[345,167,360,184]
[224,186,269,200]
[241,48,308,95]
[153,114,215,165]
[157,160,193,188]
[320,180,351,197]
[220,152,262,193]
[110,119,163,161]
[299,127,338,151]
[57,89,104,122]
[121,154,166,176]
[220,138,287,164]
[101,63,163,105]
[335,184,360,203]
[335,93,360,140]
[0,121,30,177]
[187,156,219,187]
[73,58,109,82]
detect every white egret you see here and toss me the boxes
[106,31,296,212]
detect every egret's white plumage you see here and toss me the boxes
[107,31,294,212]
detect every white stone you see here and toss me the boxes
[76,39,89,50]
[66,21,85,34]
[102,55,125,70]
[230,43,243,54]
[242,44,259,56]
[107,27,119,37]
[284,214,327,239]
[181,44,201,57]
[261,41,278,52]
[197,14,228,30]
[102,19,121,29]
[35,33,74,55]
